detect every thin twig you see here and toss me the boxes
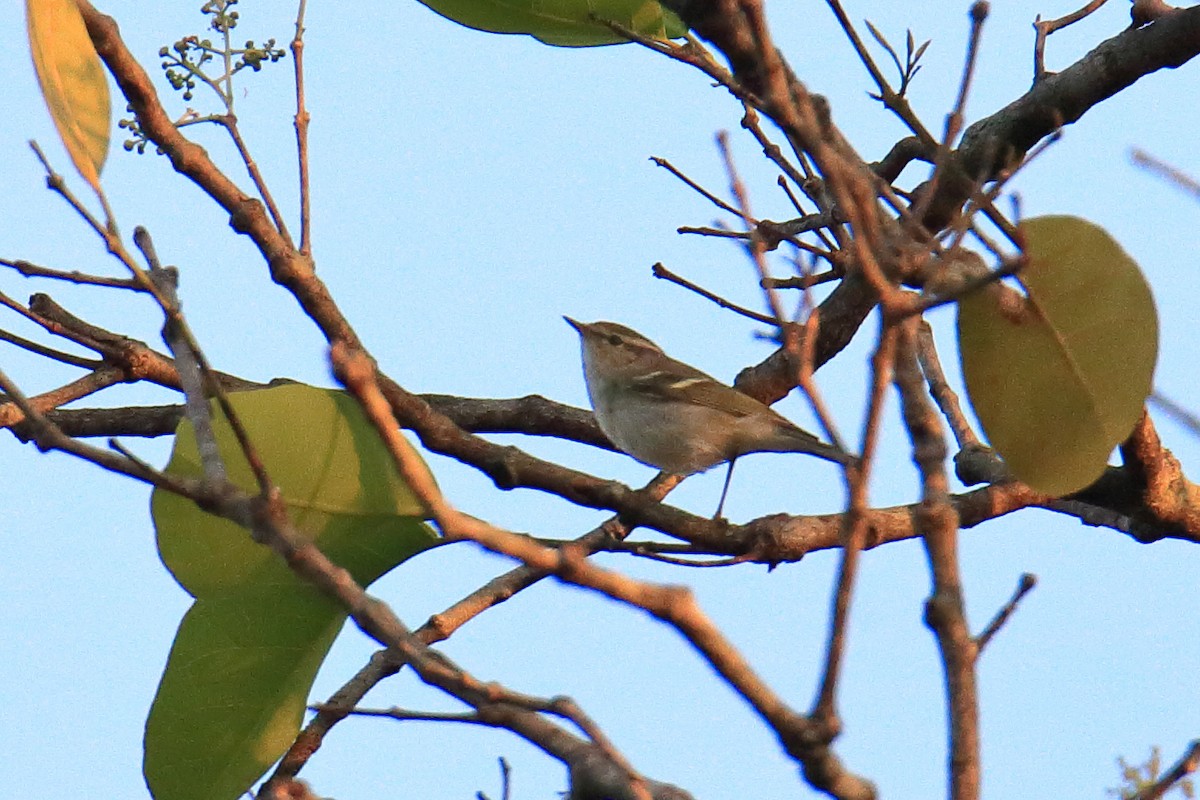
[1149,392,1200,437]
[0,326,100,369]
[0,290,117,357]
[974,573,1036,653]
[30,141,116,254]
[292,0,312,255]
[221,118,292,246]
[678,225,743,239]
[319,706,485,724]
[623,548,754,567]
[0,257,146,291]
[741,105,814,203]
[914,320,979,450]
[135,228,228,483]
[497,756,512,800]
[909,2,989,227]
[652,262,776,325]
[812,320,893,722]
[1132,148,1200,200]
[602,21,764,109]
[548,695,644,778]
[0,368,172,486]
[951,4,988,138]
[914,254,1023,315]
[650,156,749,220]
[761,270,841,290]
[29,142,170,305]
[946,129,1065,254]
[777,175,835,252]
[1034,0,1110,82]
[824,0,938,148]
[133,225,274,492]
[0,367,126,428]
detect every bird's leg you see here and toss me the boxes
[714,458,738,520]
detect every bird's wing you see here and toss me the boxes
[630,362,778,420]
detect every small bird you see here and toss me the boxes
[565,317,851,517]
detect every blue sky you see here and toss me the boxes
[2,1,1198,798]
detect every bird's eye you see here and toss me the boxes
[607,333,623,346]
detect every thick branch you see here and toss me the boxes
[917,6,1200,228]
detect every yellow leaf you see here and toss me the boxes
[957,216,1158,496]
[27,0,111,190]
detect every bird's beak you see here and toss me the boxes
[563,316,585,334]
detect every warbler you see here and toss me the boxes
[566,317,850,516]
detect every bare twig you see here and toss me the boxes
[323,706,490,724]
[825,0,938,147]
[914,253,1024,316]
[1034,1,1110,82]
[130,225,278,494]
[761,270,841,291]
[496,757,512,800]
[914,320,980,451]
[909,2,989,228]
[292,0,312,255]
[1149,392,1200,437]
[622,548,754,567]
[603,21,764,111]
[0,257,146,290]
[740,105,814,203]
[954,4,988,123]
[135,227,228,483]
[0,367,180,487]
[0,326,100,369]
[0,367,126,428]
[1132,148,1200,200]
[974,573,1036,653]
[220,117,293,247]
[812,319,892,723]
[943,128,1064,254]
[650,156,749,220]
[652,262,776,325]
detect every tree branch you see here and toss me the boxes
[917,6,1200,229]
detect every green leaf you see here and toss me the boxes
[957,215,1158,496]
[153,384,433,596]
[146,384,439,800]
[144,584,344,800]
[414,0,686,47]
[26,0,111,191]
